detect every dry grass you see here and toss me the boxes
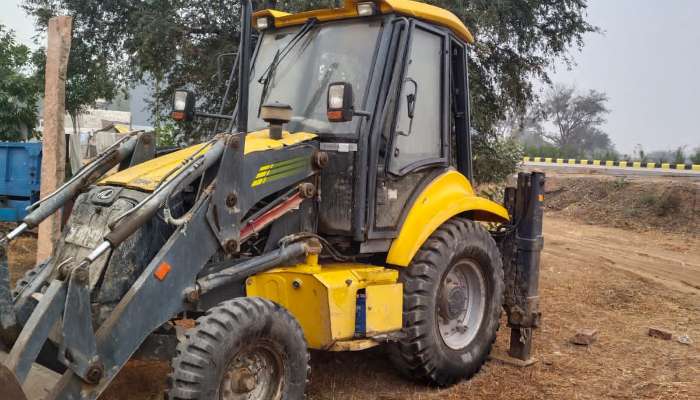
[544,175,699,235]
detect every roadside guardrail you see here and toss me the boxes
[523,157,700,171]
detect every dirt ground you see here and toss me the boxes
[96,214,699,400]
[543,174,699,235]
[3,175,699,399]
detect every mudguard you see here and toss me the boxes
[386,170,509,267]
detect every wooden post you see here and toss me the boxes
[37,16,72,263]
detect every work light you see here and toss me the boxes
[328,85,346,109]
[357,2,377,16]
[172,89,196,122]
[256,17,271,30]
[327,82,355,122]
[174,91,188,112]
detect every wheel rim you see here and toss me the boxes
[220,343,284,400]
[437,259,487,350]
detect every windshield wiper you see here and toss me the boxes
[257,18,318,117]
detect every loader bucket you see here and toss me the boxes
[0,363,28,400]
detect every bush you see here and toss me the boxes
[472,133,523,184]
[691,148,700,164]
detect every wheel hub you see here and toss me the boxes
[440,285,468,320]
[220,344,283,400]
[230,368,257,393]
[437,259,487,350]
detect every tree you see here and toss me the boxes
[539,84,613,157]
[432,0,598,132]
[23,0,596,180]
[691,147,700,165]
[0,25,40,140]
[672,146,686,165]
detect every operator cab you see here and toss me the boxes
[248,1,475,250]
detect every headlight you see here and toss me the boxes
[256,17,270,30]
[357,2,377,16]
[173,90,189,112]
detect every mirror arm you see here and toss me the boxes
[195,111,235,121]
[353,110,372,119]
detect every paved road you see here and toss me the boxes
[523,161,700,179]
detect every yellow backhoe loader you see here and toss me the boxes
[0,1,544,398]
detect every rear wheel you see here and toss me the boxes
[166,297,309,400]
[389,218,504,386]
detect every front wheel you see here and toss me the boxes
[389,218,504,386]
[166,297,309,399]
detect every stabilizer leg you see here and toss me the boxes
[502,172,545,363]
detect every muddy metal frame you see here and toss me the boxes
[0,2,322,398]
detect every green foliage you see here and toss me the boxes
[673,146,686,164]
[691,148,700,164]
[431,0,598,134]
[23,0,244,125]
[612,177,628,190]
[472,133,523,184]
[29,13,121,131]
[590,149,619,162]
[0,25,40,140]
[153,116,181,147]
[23,0,595,182]
[637,191,681,217]
[632,145,648,163]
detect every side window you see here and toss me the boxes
[389,27,444,175]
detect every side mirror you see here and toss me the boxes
[171,89,196,122]
[327,82,355,123]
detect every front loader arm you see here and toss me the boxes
[47,193,220,399]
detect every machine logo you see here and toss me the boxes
[96,188,115,200]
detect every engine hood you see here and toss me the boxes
[99,129,317,192]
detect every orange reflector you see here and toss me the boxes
[171,111,185,121]
[538,194,544,202]
[327,110,343,121]
[154,262,172,281]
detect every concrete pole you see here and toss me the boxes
[37,16,72,263]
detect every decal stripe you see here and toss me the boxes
[251,157,309,187]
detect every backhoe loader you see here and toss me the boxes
[0,1,544,398]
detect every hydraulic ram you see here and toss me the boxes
[3,133,143,243]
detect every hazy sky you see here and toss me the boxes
[2,0,699,154]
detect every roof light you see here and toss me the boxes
[357,2,377,17]
[256,17,271,30]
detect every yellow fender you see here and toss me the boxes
[386,170,509,267]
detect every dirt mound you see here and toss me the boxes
[544,175,699,235]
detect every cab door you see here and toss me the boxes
[367,21,450,242]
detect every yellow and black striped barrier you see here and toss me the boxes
[523,157,700,171]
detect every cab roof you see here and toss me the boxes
[253,0,474,44]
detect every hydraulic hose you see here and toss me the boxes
[195,241,311,295]
[104,139,225,247]
[2,133,141,243]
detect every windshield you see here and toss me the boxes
[248,20,381,135]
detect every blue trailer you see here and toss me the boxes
[0,142,42,222]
